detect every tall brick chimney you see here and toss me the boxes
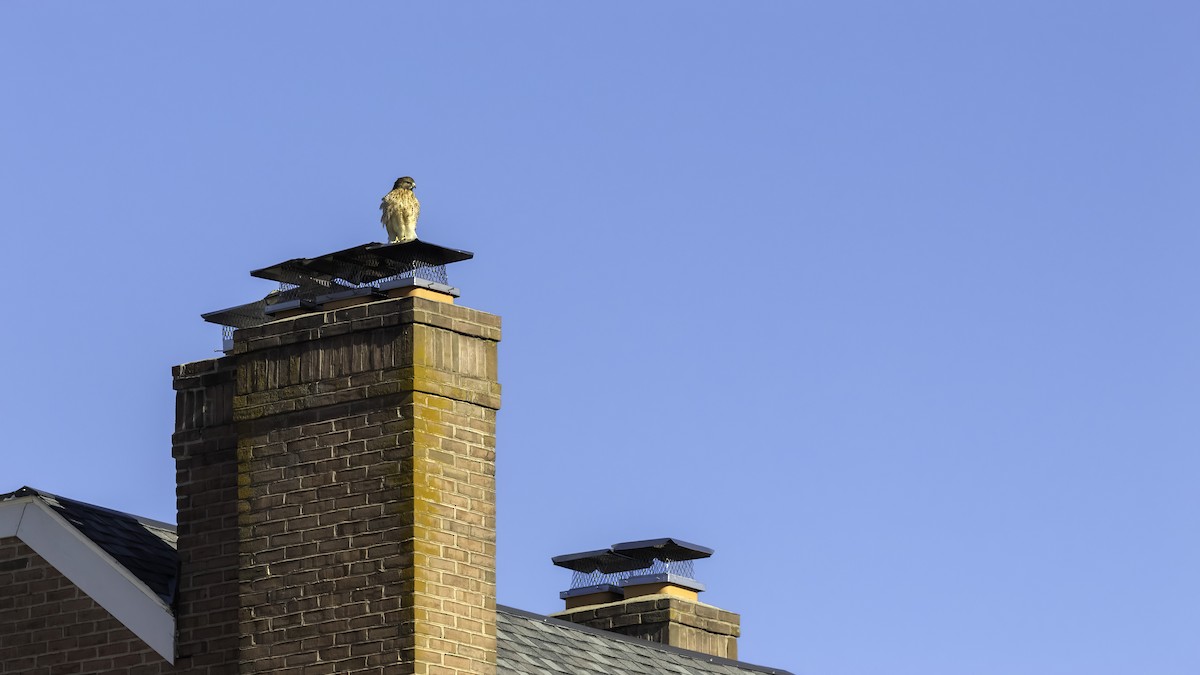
[550,538,741,660]
[174,241,500,674]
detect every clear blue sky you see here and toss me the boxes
[3,3,1198,674]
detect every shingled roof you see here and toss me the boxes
[0,489,792,674]
[0,487,178,603]
[498,606,792,675]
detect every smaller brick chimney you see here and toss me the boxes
[550,538,741,659]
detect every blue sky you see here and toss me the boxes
[2,3,1198,673]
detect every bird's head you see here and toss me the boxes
[394,176,416,190]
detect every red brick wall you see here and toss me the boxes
[0,537,173,674]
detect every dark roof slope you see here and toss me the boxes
[497,606,793,675]
[1,487,178,604]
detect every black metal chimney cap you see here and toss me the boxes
[552,538,714,573]
[250,240,473,286]
[610,538,713,563]
[551,549,648,575]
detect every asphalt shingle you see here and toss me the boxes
[2,487,178,603]
[497,606,793,675]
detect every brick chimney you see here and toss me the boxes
[550,538,741,659]
[174,241,500,674]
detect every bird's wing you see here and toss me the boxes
[380,191,398,218]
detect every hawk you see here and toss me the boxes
[380,176,420,243]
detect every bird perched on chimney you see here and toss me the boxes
[380,176,420,243]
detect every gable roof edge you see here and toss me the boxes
[0,496,175,663]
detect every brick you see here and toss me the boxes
[552,594,741,660]
[0,539,173,673]
[178,297,501,674]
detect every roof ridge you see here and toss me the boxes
[2,486,177,533]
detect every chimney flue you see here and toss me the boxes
[550,538,741,659]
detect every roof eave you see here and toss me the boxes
[0,495,176,663]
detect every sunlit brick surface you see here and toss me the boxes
[227,297,499,674]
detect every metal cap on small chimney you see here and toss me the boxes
[201,239,472,352]
[551,547,647,609]
[613,538,713,601]
[552,538,713,609]
[551,538,740,659]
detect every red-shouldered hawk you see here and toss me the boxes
[380,176,420,243]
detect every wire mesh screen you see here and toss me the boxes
[342,251,450,286]
[567,558,698,590]
[372,260,449,286]
[273,260,448,302]
[204,241,472,351]
[642,558,696,578]
[214,299,271,330]
[570,569,629,589]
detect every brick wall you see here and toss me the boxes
[554,595,741,660]
[0,537,173,674]
[172,358,240,674]
[209,296,500,674]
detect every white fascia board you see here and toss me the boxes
[0,498,25,537]
[0,498,176,663]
